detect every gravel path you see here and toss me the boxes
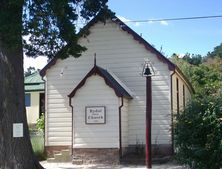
[41,161,185,169]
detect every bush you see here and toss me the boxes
[175,94,222,169]
[36,113,44,132]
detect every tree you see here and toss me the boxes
[24,66,37,77]
[171,53,222,95]
[172,45,222,169]
[207,43,222,58]
[182,53,202,65]
[204,56,222,72]
[0,1,111,168]
[171,53,194,78]
[191,64,221,95]
[175,94,222,169]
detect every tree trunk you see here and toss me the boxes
[0,1,43,169]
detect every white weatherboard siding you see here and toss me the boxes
[26,92,40,125]
[172,73,191,114]
[72,75,119,148]
[45,20,172,146]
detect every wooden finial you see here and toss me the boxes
[94,53,96,66]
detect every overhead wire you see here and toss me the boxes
[75,14,222,29]
[123,15,222,23]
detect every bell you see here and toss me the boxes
[144,67,151,76]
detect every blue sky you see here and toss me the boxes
[24,0,222,70]
[108,0,222,57]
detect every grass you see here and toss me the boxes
[31,132,46,161]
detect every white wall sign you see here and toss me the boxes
[13,123,23,138]
[85,106,106,124]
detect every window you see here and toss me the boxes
[176,78,179,115]
[183,85,185,108]
[25,93,31,107]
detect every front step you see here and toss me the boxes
[54,153,63,162]
[61,149,72,162]
[47,158,55,163]
[72,149,120,165]
[47,149,72,163]
[61,150,71,156]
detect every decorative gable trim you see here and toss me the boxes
[40,13,175,77]
[112,17,175,71]
[40,12,193,94]
[68,65,133,99]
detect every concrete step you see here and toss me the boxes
[53,151,60,155]
[47,158,55,163]
[47,149,72,163]
[54,153,63,162]
[61,149,71,157]
[61,155,72,162]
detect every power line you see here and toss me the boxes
[124,15,222,23]
[75,14,222,26]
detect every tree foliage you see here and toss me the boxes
[175,94,222,169]
[36,113,44,132]
[204,56,222,72]
[0,1,111,168]
[24,66,38,76]
[183,53,202,65]
[1,0,113,59]
[207,43,222,58]
[171,53,222,95]
[22,0,113,59]
[172,45,222,169]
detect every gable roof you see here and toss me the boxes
[40,11,194,93]
[68,65,133,99]
[25,71,44,92]
[111,18,176,71]
[40,12,175,77]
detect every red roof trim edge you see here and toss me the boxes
[40,13,176,77]
[40,58,58,77]
[68,65,132,99]
[112,17,176,71]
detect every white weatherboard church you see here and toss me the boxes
[40,13,193,163]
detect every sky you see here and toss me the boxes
[24,0,222,71]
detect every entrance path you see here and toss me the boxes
[41,161,186,169]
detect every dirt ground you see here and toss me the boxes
[41,161,185,169]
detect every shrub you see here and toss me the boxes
[175,94,222,169]
[36,113,44,132]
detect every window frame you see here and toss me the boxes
[25,93,31,107]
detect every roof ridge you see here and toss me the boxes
[25,71,39,78]
[40,12,175,77]
[25,71,44,84]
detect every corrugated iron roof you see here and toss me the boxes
[25,72,44,92]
